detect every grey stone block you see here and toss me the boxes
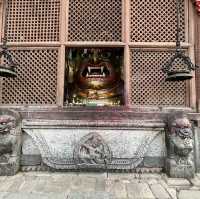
[166,178,191,187]
[23,128,165,170]
[0,192,9,199]
[143,157,164,168]
[178,190,200,199]
[166,188,177,199]
[66,191,114,199]
[4,193,66,199]
[190,177,200,187]
[194,127,200,173]
[127,182,155,199]
[95,178,106,192]
[108,181,127,199]
[150,184,171,199]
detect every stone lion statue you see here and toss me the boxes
[165,112,194,178]
[0,109,21,175]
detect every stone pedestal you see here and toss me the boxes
[21,112,166,171]
[0,159,20,176]
[166,158,194,178]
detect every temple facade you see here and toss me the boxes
[0,0,200,177]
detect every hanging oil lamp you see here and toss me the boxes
[162,0,198,81]
[0,0,17,77]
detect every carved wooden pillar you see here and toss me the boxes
[195,1,200,111]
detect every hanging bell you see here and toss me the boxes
[162,0,198,81]
[0,63,17,77]
[0,0,17,78]
[0,48,17,78]
[165,70,193,82]
[163,51,196,82]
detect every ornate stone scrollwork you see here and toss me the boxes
[165,112,195,178]
[0,109,21,176]
[73,132,112,168]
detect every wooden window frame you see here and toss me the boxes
[0,0,196,110]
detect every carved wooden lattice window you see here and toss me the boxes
[130,0,185,42]
[0,0,195,108]
[130,50,186,106]
[6,0,60,42]
[68,0,122,41]
[1,49,58,105]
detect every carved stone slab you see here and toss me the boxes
[23,128,165,170]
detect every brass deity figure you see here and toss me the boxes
[65,48,124,106]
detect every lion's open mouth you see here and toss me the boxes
[82,65,110,78]
[0,124,9,133]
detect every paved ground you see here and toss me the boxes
[0,172,200,199]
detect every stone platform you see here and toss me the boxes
[0,172,200,199]
[21,108,166,171]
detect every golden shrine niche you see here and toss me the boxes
[65,48,124,106]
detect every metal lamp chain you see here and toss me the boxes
[176,0,181,51]
[162,0,198,81]
[2,0,9,49]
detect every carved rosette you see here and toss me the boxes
[165,112,195,178]
[73,132,112,168]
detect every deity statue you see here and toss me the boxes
[165,112,194,178]
[0,109,21,175]
[74,132,112,167]
[65,48,124,106]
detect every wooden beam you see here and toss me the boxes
[56,0,68,106]
[124,0,130,106]
[65,41,126,47]
[0,42,61,47]
[188,0,196,110]
[56,45,65,106]
[195,10,200,111]
[128,42,191,48]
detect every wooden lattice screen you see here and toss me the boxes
[130,50,186,106]
[68,0,122,41]
[130,0,185,42]
[6,0,60,42]
[1,49,58,105]
[0,0,195,107]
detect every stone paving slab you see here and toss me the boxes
[164,178,191,187]
[178,190,200,199]
[150,184,171,199]
[66,192,115,199]
[189,177,200,187]
[0,172,199,199]
[0,192,9,199]
[127,182,155,199]
[4,193,67,199]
